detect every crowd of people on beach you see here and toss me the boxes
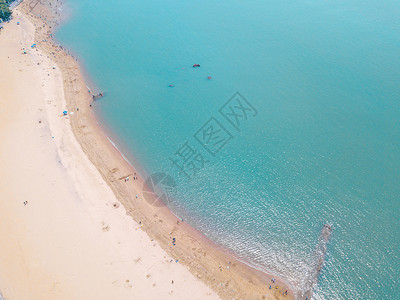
[9,2,297,298]
[268,278,289,297]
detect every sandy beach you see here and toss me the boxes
[0,1,293,299]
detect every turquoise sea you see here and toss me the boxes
[56,0,400,298]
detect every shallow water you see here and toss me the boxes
[56,0,400,298]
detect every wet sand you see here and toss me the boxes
[0,1,293,299]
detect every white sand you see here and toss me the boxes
[0,13,219,300]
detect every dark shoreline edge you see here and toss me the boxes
[17,0,296,299]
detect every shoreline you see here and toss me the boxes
[20,0,295,297]
[0,6,218,300]
[3,0,294,298]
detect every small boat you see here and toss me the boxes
[192,64,200,68]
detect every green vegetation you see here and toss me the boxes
[0,0,15,22]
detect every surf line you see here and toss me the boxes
[299,223,333,300]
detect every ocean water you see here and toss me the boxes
[55,0,400,298]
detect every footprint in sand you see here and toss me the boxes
[101,222,110,232]
[124,279,132,288]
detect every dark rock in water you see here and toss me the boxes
[92,92,104,100]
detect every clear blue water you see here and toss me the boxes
[56,0,400,298]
